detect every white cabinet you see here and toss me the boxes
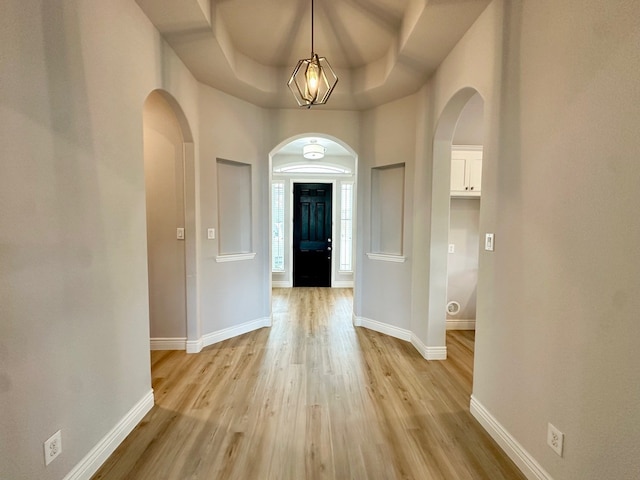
[451,146,482,197]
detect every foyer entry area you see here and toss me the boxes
[94,289,524,479]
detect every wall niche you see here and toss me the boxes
[370,163,405,256]
[217,159,252,256]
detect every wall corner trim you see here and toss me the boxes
[470,396,552,480]
[150,337,187,350]
[411,333,447,360]
[215,252,256,263]
[63,390,154,480]
[365,253,406,263]
[186,338,203,354]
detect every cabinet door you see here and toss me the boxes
[468,157,482,193]
[450,156,468,192]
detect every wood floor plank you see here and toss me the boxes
[93,288,525,480]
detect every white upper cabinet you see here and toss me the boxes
[451,146,482,197]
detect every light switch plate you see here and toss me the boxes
[485,233,494,251]
[176,228,185,240]
[207,228,215,240]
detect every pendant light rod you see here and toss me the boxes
[310,0,315,55]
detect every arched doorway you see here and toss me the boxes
[425,87,486,358]
[268,134,358,297]
[143,90,197,351]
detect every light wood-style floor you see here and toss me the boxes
[93,288,525,480]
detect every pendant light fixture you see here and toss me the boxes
[287,0,338,108]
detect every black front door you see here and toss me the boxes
[293,183,332,287]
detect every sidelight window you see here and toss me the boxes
[340,183,354,271]
[272,182,285,272]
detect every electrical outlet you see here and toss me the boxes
[448,244,455,254]
[547,423,564,457]
[44,430,62,466]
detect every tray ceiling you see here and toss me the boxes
[136,0,491,110]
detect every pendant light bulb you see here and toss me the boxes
[305,56,320,102]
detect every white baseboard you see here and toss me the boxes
[470,396,552,480]
[353,316,447,360]
[410,333,447,360]
[186,338,203,354]
[272,281,291,288]
[332,280,354,288]
[64,390,154,480]
[446,319,476,330]
[150,337,186,350]
[201,317,272,350]
[354,316,412,341]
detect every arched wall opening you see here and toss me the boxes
[268,133,359,301]
[426,87,485,357]
[143,89,198,351]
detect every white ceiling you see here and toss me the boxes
[136,0,492,110]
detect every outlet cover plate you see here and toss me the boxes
[485,233,495,251]
[44,430,62,466]
[547,423,564,457]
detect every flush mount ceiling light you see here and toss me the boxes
[287,0,338,108]
[303,142,325,159]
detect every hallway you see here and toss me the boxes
[93,288,524,479]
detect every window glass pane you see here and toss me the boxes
[272,182,285,271]
[340,183,353,271]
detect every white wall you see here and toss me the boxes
[472,1,640,478]
[358,95,417,331]
[198,85,270,333]
[0,0,200,478]
[447,198,480,322]
[414,0,640,478]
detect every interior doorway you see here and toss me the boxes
[269,134,358,292]
[293,182,333,287]
[446,93,484,331]
[142,90,197,352]
[425,88,486,363]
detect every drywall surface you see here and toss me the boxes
[0,0,200,478]
[447,198,480,320]
[358,94,417,330]
[198,85,270,332]
[471,1,640,478]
